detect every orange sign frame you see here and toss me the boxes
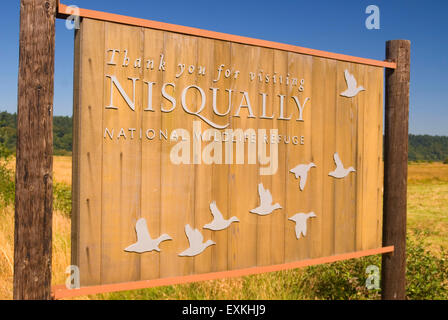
[53,0,395,299]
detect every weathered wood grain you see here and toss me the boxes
[382,40,410,300]
[140,28,165,281]
[101,22,143,284]
[14,0,56,300]
[72,18,105,286]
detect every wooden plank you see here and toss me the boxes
[210,40,232,273]
[284,52,301,263]
[14,0,56,300]
[349,63,362,251]
[309,57,325,259]
[376,70,384,248]
[159,32,197,278]
[356,65,384,251]
[101,22,143,284]
[71,20,81,278]
[354,64,366,252]
[193,37,214,275]
[320,58,337,257]
[270,50,288,266]
[139,28,165,281]
[256,47,274,267]
[228,43,260,270]
[300,56,315,259]
[284,53,313,262]
[371,66,384,249]
[334,62,357,254]
[74,18,105,286]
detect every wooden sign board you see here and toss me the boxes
[72,17,384,288]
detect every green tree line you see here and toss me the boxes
[1,111,447,161]
[408,134,448,162]
[0,111,72,156]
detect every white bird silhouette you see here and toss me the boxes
[179,224,215,257]
[289,163,316,191]
[288,212,317,239]
[124,218,172,253]
[329,152,356,179]
[250,183,282,216]
[340,70,365,98]
[203,201,239,231]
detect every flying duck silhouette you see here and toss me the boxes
[340,70,365,98]
[124,218,172,253]
[250,183,282,216]
[288,212,317,239]
[329,152,356,179]
[179,224,215,257]
[203,201,239,231]
[289,162,316,191]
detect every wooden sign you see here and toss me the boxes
[72,17,386,288]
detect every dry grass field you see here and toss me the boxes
[407,162,448,253]
[5,156,72,185]
[0,158,447,300]
[0,207,71,300]
[0,156,72,300]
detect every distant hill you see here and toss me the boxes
[0,111,447,161]
[0,112,16,154]
[409,134,448,162]
[0,111,72,156]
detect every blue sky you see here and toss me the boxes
[1,0,447,135]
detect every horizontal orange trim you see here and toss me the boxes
[52,246,394,300]
[57,1,396,69]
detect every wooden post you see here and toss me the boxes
[382,40,411,300]
[14,0,57,300]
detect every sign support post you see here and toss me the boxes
[13,0,57,300]
[382,39,411,300]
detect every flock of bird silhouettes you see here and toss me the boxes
[124,69,363,257]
